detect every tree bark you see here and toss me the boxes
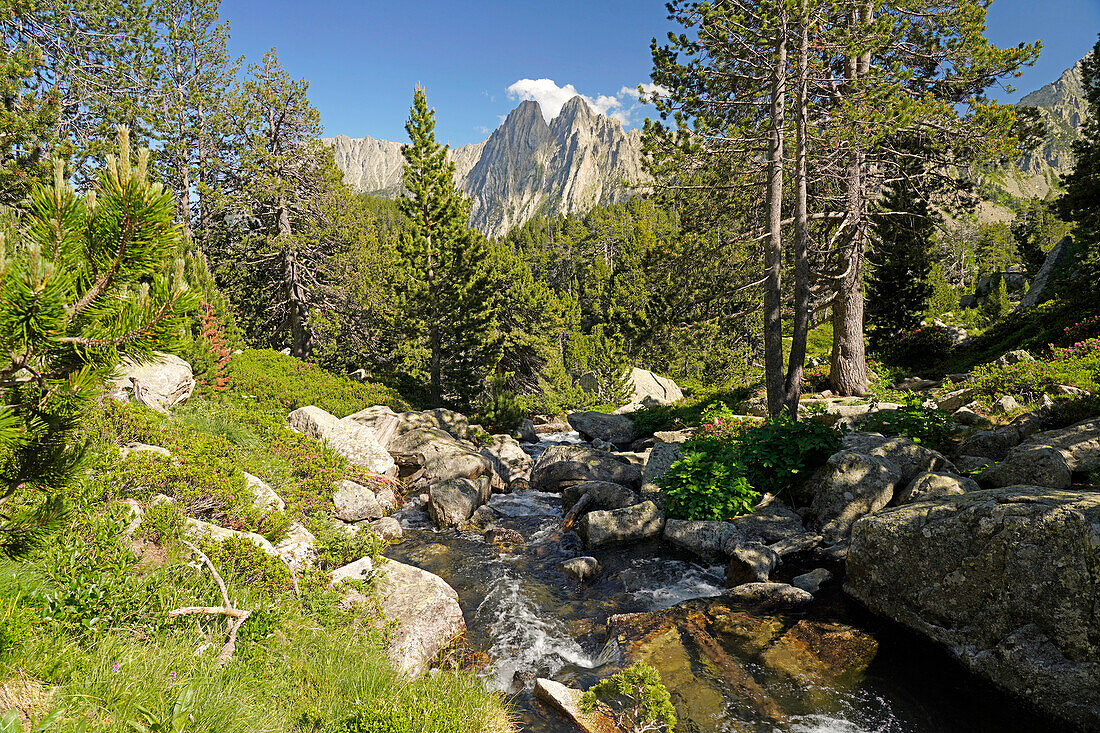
[784,5,811,417]
[279,200,310,358]
[763,12,788,418]
[829,1,871,397]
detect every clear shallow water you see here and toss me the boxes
[387,432,1051,733]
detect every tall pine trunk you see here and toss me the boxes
[830,2,871,396]
[763,12,788,418]
[279,200,310,359]
[784,5,811,417]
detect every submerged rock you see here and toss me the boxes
[846,487,1100,730]
[561,556,601,583]
[578,501,664,547]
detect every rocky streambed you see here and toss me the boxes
[383,429,1057,733]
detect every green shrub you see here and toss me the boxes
[138,501,185,544]
[581,662,676,733]
[736,416,842,497]
[861,395,958,450]
[965,353,1100,403]
[228,349,409,418]
[202,535,293,599]
[0,598,37,655]
[1040,393,1100,430]
[660,440,759,521]
[304,516,386,572]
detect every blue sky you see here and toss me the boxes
[219,0,1100,147]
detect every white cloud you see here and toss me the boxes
[619,82,667,101]
[504,79,665,127]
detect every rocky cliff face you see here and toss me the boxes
[325,96,646,238]
[999,53,1090,201]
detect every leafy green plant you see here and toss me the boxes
[736,415,842,497]
[137,501,185,544]
[128,686,195,733]
[202,535,292,599]
[660,440,759,521]
[861,395,958,450]
[0,710,75,733]
[581,662,676,733]
[303,516,385,572]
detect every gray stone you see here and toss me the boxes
[952,405,986,426]
[368,517,404,542]
[333,479,384,522]
[726,497,807,546]
[480,433,533,490]
[842,433,955,485]
[561,481,639,513]
[375,486,398,514]
[375,560,465,678]
[1018,235,1071,308]
[1018,418,1100,472]
[897,472,979,504]
[578,501,664,548]
[806,451,901,543]
[992,394,1021,415]
[288,406,396,475]
[567,411,635,447]
[530,445,643,492]
[273,522,315,570]
[244,472,285,512]
[791,568,833,594]
[662,519,737,560]
[653,429,697,444]
[330,555,373,584]
[994,349,1035,366]
[533,678,618,733]
[464,504,497,530]
[768,532,823,558]
[109,352,195,411]
[981,445,1073,489]
[184,516,275,556]
[846,487,1100,730]
[725,542,779,585]
[627,367,684,405]
[427,478,483,528]
[561,556,601,583]
[959,427,1021,461]
[723,582,814,609]
[120,442,171,459]
[937,387,978,413]
[387,427,492,485]
[955,455,995,473]
[514,418,537,443]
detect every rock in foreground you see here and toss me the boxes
[374,560,465,678]
[846,487,1100,730]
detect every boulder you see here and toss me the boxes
[368,517,403,542]
[1018,418,1100,473]
[951,405,986,426]
[244,472,285,512]
[955,455,994,473]
[330,555,374,584]
[480,434,533,490]
[846,487,1100,730]
[427,477,484,528]
[896,472,978,504]
[791,568,833,594]
[288,406,396,475]
[994,350,1035,366]
[375,560,465,678]
[937,387,978,413]
[514,418,538,444]
[120,442,171,459]
[273,522,315,570]
[345,406,469,443]
[841,432,955,485]
[991,395,1021,414]
[805,451,900,543]
[109,352,195,411]
[725,497,806,546]
[959,427,1020,461]
[639,441,683,504]
[724,582,814,610]
[578,501,664,548]
[531,445,643,492]
[980,446,1073,489]
[561,556,601,583]
[533,678,619,733]
[758,620,878,683]
[388,427,491,486]
[662,519,737,560]
[567,411,635,447]
[184,516,275,556]
[627,367,684,405]
[561,481,639,513]
[333,479,385,522]
[375,486,398,514]
[653,429,696,444]
[725,542,779,586]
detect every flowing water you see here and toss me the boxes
[386,432,1050,733]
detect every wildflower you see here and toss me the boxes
[112,662,120,674]
[170,671,176,681]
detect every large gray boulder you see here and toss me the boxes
[846,487,1100,730]
[842,433,955,485]
[531,445,642,492]
[578,501,664,547]
[662,519,737,560]
[1018,417,1100,473]
[375,560,466,678]
[806,451,901,543]
[428,478,486,528]
[109,352,195,411]
[627,367,683,405]
[725,497,806,546]
[288,406,396,475]
[561,481,639,512]
[959,427,1021,461]
[725,542,779,585]
[273,522,316,570]
[567,411,635,447]
[639,441,683,504]
[345,406,470,444]
[388,427,491,486]
[1018,235,1072,308]
[480,434,533,490]
[896,472,978,504]
[333,479,385,522]
[980,445,1073,489]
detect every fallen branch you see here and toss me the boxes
[169,540,251,666]
[561,492,594,531]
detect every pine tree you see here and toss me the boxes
[1059,37,1100,302]
[397,86,499,410]
[1012,198,1068,280]
[866,174,935,352]
[0,127,197,557]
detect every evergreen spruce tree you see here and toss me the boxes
[1059,37,1100,302]
[1012,198,1069,279]
[866,175,935,352]
[0,128,197,557]
[398,86,499,410]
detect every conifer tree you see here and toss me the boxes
[0,128,197,556]
[398,86,499,410]
[1059,37,1100,302]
